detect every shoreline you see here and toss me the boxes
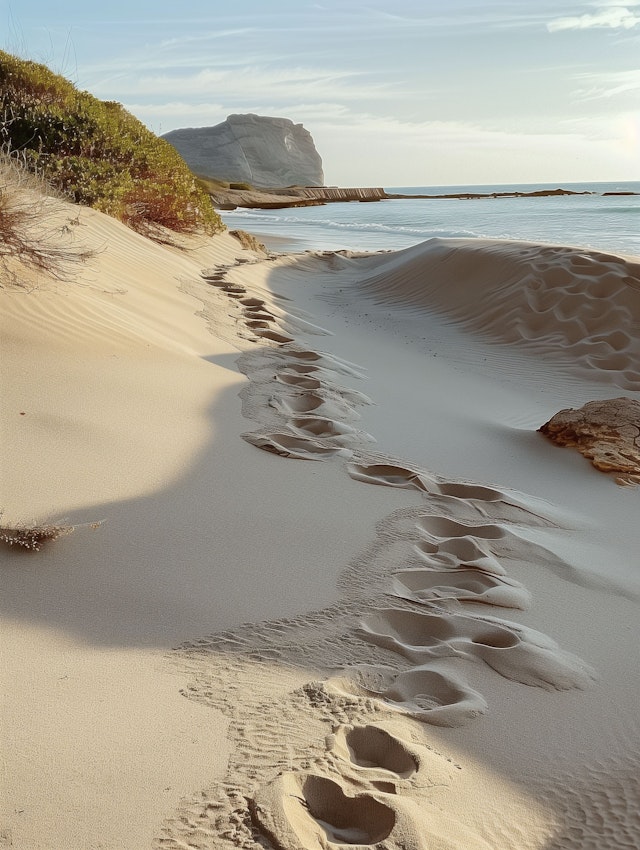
[208,183,638,211]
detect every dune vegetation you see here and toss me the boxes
[0,50,223,240]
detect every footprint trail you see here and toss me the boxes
[158,250,600,849]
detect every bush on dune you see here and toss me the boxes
[0,50,223,239]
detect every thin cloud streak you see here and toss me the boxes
[548,6,640,31]
[572,68,640,99]
[93,66,393,105]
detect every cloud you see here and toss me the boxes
[91,65,394,105]
[572,67,640,99]
[548,6,640,31]
[157,29,257,48]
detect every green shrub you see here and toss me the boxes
[0,50,224,239]
[229,181,254,191]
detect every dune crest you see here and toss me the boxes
[357,238,640,388]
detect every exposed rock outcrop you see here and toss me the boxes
[228,230,267,255]
[162,114,324,188]
[207,185,388,210]
[202,185,621,211]
[538,398,640,485]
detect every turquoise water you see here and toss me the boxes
[220,181,640,256]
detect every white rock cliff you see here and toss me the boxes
[162,114,324,188]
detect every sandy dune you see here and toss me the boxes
[1,204,639,850]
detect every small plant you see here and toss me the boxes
[0,153,95,282]
[0,519,74,551]
[0,513,103,551]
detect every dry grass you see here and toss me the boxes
[0,152,95,284]
[0,520,75,551]
[0,513,103,551]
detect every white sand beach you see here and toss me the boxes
[1,194,639,849]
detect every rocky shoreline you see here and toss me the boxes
[208,184,637,211]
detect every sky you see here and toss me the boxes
[3,0,639,186]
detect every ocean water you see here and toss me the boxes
[220,181,640,257]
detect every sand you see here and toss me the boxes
[1,194,639,849]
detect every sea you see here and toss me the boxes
[219,181,640,257]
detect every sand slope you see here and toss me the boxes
[357,237,640,389]
[2,209,639,849]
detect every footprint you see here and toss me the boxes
[348,462,433,492]
[279,349,366,378]
[254,329,295,344]
[414,537,507,574]
[276,372,323,390]
[280,349,324,362]
[288,416,374,445]
[332,724,418,778]
[392,567,531,609]
[274,362,370,401]
[250,769,492,850]
[244,307,277,319]
[467,612,598,690]
[357,609,464,664]
[379,666,489,726]
[348,464,509,502]
[437,481,507,500]
[244,309,278,322]
[416,515,506,540]
[417,517,576,580]
[242,431,352,460]
[201,272,227,283]
[349,464,552,523]
[329,665,488,727]
[277,363,321,375]
[357,608,596,691]
[250,773,396,848]
[270,392,357,421]
[269,392,326,414]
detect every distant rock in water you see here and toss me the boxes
[162,114,324,188]
[538,398,640,485]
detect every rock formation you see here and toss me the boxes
[162,114,324,188]
[538,398,640,484]
[206,185,388,210]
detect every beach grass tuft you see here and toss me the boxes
[0,518,75,551]
[0,153,96,282]
[0,513,104,551]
